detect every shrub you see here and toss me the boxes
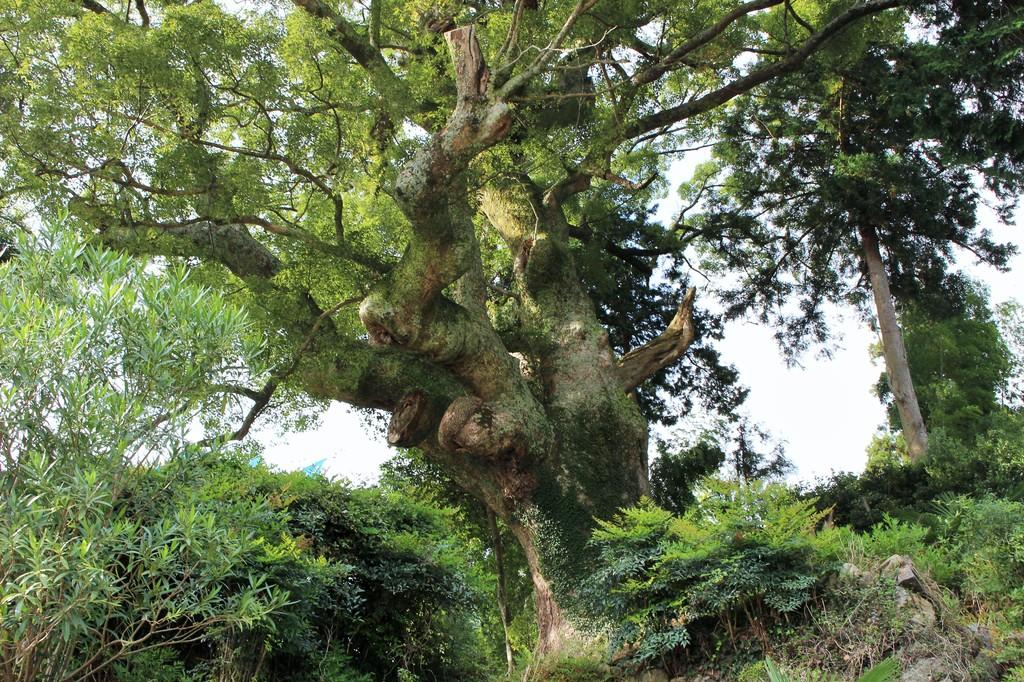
[0,226,284,682]
[856,515,950,583]
[142,455,496,681]
[512,640,612,682]
[929,495,1024,619]
[586,481,831,671]
[0,225,495,681]
[112,649,195,682]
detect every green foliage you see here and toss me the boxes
[998,300,1024,408]
[876,285,1012,444]
[573,204,746,426]
[807,494,1024,674]
[511,640,613,682]
[651,417,791,516]
[856,515,931,562]
[0,225,284,682]
[150,455,497,681]
[381,449,538,670]
[0,225,494,681]
[650,440,726,514]
[928,495,1024,621]
[691,9,1019,355]
[112,649,195,682]
[810,406,1024,529]
[907,0,1024,197]
[524,655,612,682]
[813,514,951,584]
[853,657,904,682]
[763,657,898,682]
[586,483,831,670]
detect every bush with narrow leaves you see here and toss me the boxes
[0,225,285,682]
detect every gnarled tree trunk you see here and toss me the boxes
[348,28,698,651]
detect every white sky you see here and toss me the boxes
[258,158,1022,487]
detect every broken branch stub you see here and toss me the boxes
[446,26,489,100]
[387,391,437,446]
[617,287,697,392]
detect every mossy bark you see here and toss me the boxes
[471,176,654,651]
[508,396,649,652]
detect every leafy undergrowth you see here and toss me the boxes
[764,656,899,682]
[570,482,1024,681]
[511,640,614,682]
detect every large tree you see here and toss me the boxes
[1,0,904,648]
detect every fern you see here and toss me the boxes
[585,481,831,663]
[857,658,899,682]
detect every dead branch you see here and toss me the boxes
[617,287,697,392]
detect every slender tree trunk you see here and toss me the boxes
[487,509,515,676]
[858,225,928,461]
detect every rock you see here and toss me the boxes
[879,554,905,572]
[899,657,951,682]
[893,588,937,627]
[626,670,669,682]
[879,555,926,592]
[840,562,867,581]
[967,623,994,649]
[880,555,947,627]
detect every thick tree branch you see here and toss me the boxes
[618,287,697,392]
[101,220,282,280]
[368,0,382,48]
[62,149,391,273]
[496,0,601,97]
[198,296,361,447]
[567,223,676,276]
[91,208,454,423]
[357,26,549,462]
[625,0,902,138]
[134,0,150,27]
[544,172,592,207]
[197,380,276,447]
[291,0,420,119]
[80,0,110,14]
[632,0,784,87]
[601,170,659,192]
[63,169,465,455]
